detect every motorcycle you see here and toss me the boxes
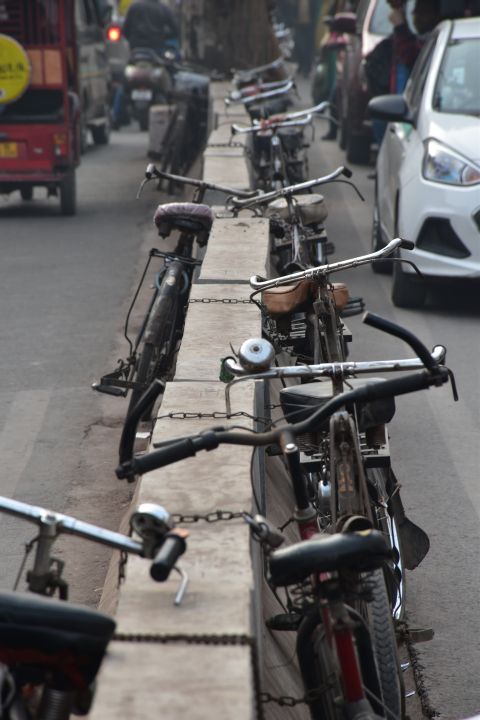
[123,47,173,131]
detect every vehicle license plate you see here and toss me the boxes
[0,142,18,158]
[131,89,153,101]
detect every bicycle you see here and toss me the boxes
[115,314,455,720]
[222,326,449,609]
[0,496,188,719]
[246,236,416,369]
[93,164,258,422]
[231,56,287,89]
[231,102,331,190]
[228,164,361,276]
[226,78,297,122]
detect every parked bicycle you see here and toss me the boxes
[116,314,455,720]
[0,496,188,719]
[231,56,287,89]
[227,78,296,122]
[93,164,258,421]
[222,326,449,610]
[231,102,330,189]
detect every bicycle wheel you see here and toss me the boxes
[126,261,185,419]
[363,568,404,719]
[329,417,403,717]
[297,612,343,720]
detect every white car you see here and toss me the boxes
[369,17,480,308]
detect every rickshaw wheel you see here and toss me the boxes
[60,171,77,216]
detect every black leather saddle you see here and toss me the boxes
[0,591,116,688]
[280,377,396,432]
[154,202,214,242]
[269,530,391,587]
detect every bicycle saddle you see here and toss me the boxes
[280,377,396,431]
[269,529,392,587]
[154,202,214,242]
[0,591,116,687]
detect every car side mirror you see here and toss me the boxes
[368,95,413,124]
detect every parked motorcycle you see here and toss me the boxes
[123,47,173,130]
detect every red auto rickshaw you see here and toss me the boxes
[0,0,80,215]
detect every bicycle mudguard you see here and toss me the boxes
[387,469,430,570]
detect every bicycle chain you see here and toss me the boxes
[171,509,246,524]
[188,297,253,304]
[207,142,245,149]
[111,631,324,712]
[155,410,271,424]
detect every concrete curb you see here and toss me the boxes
[91,82,270,719]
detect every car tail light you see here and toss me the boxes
[107,25,121,42]
[53,133,68,157]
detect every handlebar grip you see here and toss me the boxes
[362,312,435,371]
[150,533,187,582]
[115,431,220,479]
[341,167,353,178]
[354,370,445,404]
[399,239,415,250]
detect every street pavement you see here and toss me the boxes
[0,128,163,604]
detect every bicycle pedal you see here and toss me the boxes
[91,382,126,398]
[341,296,365,318]
[266,612,301,631]
[407,627,434,644]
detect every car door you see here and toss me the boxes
[76,0,110,120]
[377,34,438,240]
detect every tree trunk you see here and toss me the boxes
[182,0,280,72]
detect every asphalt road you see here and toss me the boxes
[309,123,480,720]
[0,128,163,605]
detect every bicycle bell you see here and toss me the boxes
[238,338,275,372]
[130,503,174,557]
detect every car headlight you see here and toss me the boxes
[423,139,480,186]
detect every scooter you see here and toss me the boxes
[123,47,173,131]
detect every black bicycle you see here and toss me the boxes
[93,164,258,422]
[0,496,187,719]
[116,314,455,720]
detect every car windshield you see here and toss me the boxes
[433,38,480,115]
[369,0,414,35]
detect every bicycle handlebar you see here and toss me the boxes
[231,101,330,135]
[138,164,259,200]
[0,495,145,556]
[223,344,446,379]
[232,56,285,82]
[226,166,355,211]
[116,314,452,479]
[231,114,314,135]
[249,237,415,289]
[225,79,294,106]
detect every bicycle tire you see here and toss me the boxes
[126,341,164,420]
[126,262,185,420]
[297,612,343,720]
[328,417,403,717]
[363,568,404,719]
